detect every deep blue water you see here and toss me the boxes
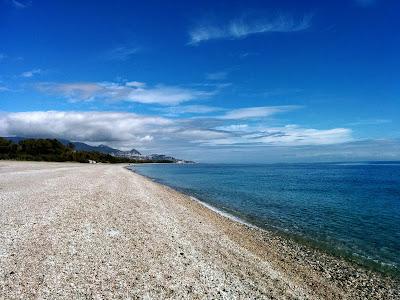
[131,162,400,276]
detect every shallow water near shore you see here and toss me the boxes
[131,162,400,276]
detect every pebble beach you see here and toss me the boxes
[0,161,398,299]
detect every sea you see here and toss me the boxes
[130,162,400,276]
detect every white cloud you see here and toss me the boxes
[138,135,154,142]
[217,124,249,131]
[202,124,352,146]
[219,106,299,119]
[0,111,171,148]
[251,125,352,146]
[158,105,224,116]
[102,46,139,61]
[0,110,353,152]
[0,85,10,92]
[189,14,312,45]
[126,81,146,88]
[178,129,230,140]
[21,69,42,78]
[37,81,214,105]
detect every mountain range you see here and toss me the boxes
[5,136,140,157]
[4,137,192,163]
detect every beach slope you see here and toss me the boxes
[0,161,398,299]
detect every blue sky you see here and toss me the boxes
[0,0,399,162]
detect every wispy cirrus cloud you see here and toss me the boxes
[157,105,224,116]
[6,0,31,9]
[155,104,297,119]
[206,71,228,81]
[102,46,139,61]
[36,81,215,105]
[189,14,312,45]
[201,124,352,146]
[218,105,300,120]
[0,85,10,92]
[20,69,42,78]
[0,53,23,62]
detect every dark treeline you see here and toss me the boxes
[0,137,173,164]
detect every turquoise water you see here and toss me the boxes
[130,162,400,276]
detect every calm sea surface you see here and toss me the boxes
[131,162,400,275]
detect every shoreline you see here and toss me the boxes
[126,165,399,298]
[128,165,399,278]
[127,165,260,229]
[1,161,399,299]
